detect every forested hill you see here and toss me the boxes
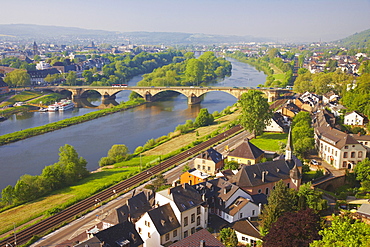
[0,24,271,45]
[335,28,370,48]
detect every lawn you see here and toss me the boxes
[0,166,139,235]
[250,132,288,152]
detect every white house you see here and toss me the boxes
[192,178,261,223]
[344,111,368,126]
[135,203,181,247]
[232,219,262,247]
[155,184,208,240]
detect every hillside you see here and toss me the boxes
[0,24,270,45]
[335,28,370,48]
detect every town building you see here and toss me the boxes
[180,168,210,185]
[227,139,264,165]
[232,219,262,247]
[168,228,225,247]
[193,148,224,175]
[344,111,369,126]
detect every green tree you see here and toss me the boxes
[311,213,370,247]
[260,180,297,235]
[223,160,239,170]
[107,144,129,163]
[297,182,327,211]
[238,90,272,137]
[3,69,31,87]
[292,112,315,158]
[185,58,204,86]
[82,70,93,84]
[219,227,238,247]
[1,185,14,205]
[194,108,214,127]
[65,71,77,86]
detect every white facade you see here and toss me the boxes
[235,230,260,247]
[344,111,367,126]
[136,213,162,247]
[264,118,284,132]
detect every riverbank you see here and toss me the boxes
[0,98,145,146]
[0,108,241,237]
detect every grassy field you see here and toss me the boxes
[0,166,139,235]
[0,109,241,236]
[250,132,288,152]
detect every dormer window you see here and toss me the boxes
[189,200,195,206]
[181,204,187,210]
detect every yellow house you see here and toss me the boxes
[227,139,264,165]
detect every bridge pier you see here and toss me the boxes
[188,95,201,105]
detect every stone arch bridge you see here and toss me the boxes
[47,86,289,105]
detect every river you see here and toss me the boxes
[0,58,266,191]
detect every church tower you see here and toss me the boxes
[33,41,38,56]
[285,127,293,161]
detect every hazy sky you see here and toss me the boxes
[1,0,370,42]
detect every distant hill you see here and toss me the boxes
[335,29,370,48]
[0,24,271,45]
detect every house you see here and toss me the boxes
[344,111,368,126]
[322,91,339,105]
[193,178,261,223]
[356,204,370,224]
[75,221,143,247]
[135,203,181,247]
[314,115,367,170]
[227,139,264,165]
[102,189,155,229]
[0,78,9,94]
[264,112,289,133]
[193,147,224,175]
[294,98,313,112]
[352,133,370,153]
[228,129,302,195]
[155,184,208,239]
[276,101,301,118]
[169,228,225,247]
[232,219,262,247]
[180,168,210,185]
[328,103,347,117]
[28,68,60,85]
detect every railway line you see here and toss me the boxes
[0,125,243,247]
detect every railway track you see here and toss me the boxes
[0,125,243,247]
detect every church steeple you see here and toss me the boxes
[285,126,293,161]
[33,41,38,56]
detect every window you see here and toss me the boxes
[197,216,201,226]
[184,230,188,238]
[148,232,151,238]
[343,152,348,158]
[173,229,177,238]
[251,239,256,247]
[335,151,337,156]
[207,166,211,171]
[258,189,262,194]
[191,227,195,234]
[343,161,347,168]
[202,166,205,170]
[252,210,255,215]
[239,213,243,219]
[191,213,195,223]
[345,145,348,149]
[351,152,356,158]
[197,206,201,215]
[165,233,170,241]
[197,165,200,169]
[202,160,205,164]
[265,187,269,195]
[138,227,142,234]
[325,145,327,151]
[287,183,290,188]
[184,217,188,226]
[359,151,363,158]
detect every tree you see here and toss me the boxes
[292,112,315,158]
[354,158,370,191]
[238,90,272,137]
[56,144,89,185]
[185,58,204,86]
[1,185,14,205]
[260,180,297,235]
[223,160,239,170]
[219,227,238,247]
[107,144,129,163]
[297,182,327,211]
[65,71,77,86]
[263,208,321,247]
[3,69,31,87]
[194,108,214,127]
[311,213,370,247]
[82,70,93,84]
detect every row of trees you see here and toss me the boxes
[291,111,315,158]
[259,180,327,246]
[137,51,231,87]
[1,144,89,206]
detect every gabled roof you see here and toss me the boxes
[103,204,129,225]
[169,228,225,247]
[197,147,223,163]
[357,204,370,217]
[232,219,261,239]
[158,184,203,212]
[224,196,250,216]
[228,139,264,160]
[147,203,180,236]
[316,125,360,149]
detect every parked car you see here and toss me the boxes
[311,159,319,165]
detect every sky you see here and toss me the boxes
[1,0,370,42]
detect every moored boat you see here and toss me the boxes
[47,103,59,112]
[58,99,74,111]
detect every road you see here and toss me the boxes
[32,130,251,247]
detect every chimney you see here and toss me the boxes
[167,188,171,195]
[262,171,266,182]
[200,240,206,247]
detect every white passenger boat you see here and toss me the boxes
[47,103,59,112]
[58,99,74,111]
